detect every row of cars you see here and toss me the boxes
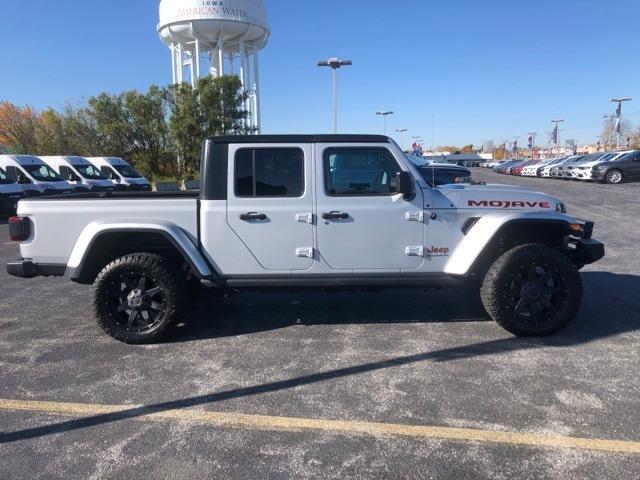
[485,150,640,184]
[0,155,151,214]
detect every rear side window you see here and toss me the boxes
[324,147,402,196]
[235,148,304,198]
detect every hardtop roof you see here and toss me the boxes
[208,134,390,144]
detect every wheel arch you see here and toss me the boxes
[445,215,574,277]
[67,222,213,284]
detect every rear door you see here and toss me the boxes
[226,143,315,271]
[626,151,640,179]
[315,144,424,271]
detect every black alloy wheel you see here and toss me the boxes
[93,253,185,344]
[481,244,583,337]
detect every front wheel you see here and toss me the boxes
[605,169,624,184]
[92,253,186,344]
[480,244,583,337]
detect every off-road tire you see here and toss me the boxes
[481,244,583,337]
[93,253,186,344]
[605,169,624,184]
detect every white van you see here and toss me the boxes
[0,155,73,197]
[88,157,152,191]
[0,166,24,214]
[42,156,116,193]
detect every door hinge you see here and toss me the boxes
[296,247,315,259]
[405,211,425,222]
[295,213,314,224]
[405,246,425,257]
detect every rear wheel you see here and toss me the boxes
[605,169,624,184]
[481,244,582,337]
[93,253,186,344]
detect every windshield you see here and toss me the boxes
[23,164,64,182]
[0,167,14,184]
[74,164,107,180]
[113,164,142,179]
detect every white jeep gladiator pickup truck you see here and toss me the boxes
[7,135,605,343]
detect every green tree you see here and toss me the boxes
[35,108,69,155]
[168,83,203,179]
[199,75,250,137]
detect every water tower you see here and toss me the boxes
[158,0,270,132]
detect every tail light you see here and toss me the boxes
[9,216,30,242]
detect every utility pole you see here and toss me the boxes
[317,58,352,134]
[395,129,408,150]
[503,139,510,160]
[513,136,520,160]
[551,119,564,153]
[610,97,632,149]
[376,111,394,135]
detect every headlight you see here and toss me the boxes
[556,202,567,214]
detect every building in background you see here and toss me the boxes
[158,0,270,132]
[482,140,494,153]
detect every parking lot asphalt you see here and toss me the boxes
[1,170,639,479]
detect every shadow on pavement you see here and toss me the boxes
[1,271,638,444]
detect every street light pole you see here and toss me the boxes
[376,111,394,135]
[317,58,352,134]
[603,114,615,150]
[396,128,408,150]
[610,97,632,149]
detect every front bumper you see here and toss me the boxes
[572,239,605,265]
[566,221,605,266]
[6,259,66,279]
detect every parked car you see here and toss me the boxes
[591,150,640,184]
[406,157,472,185]
[88,157,152,191]
[0,166,24,214]
[7,134,604,343]
[571,151,623,181]
[540,157,567,177]
[0,155,73,196]
[42,156,116,193]
[557,155,590,179]
[550,156,585,179]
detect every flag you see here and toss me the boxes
[551,126,558,145]
[615,117,622,135]
[527,136,533,149]
[616,103,622,118]
[512,139,518,152]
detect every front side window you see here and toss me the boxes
[324,148,402,196]
[235,148,304,198]
[113,164,142,179]
[22,164,63,182]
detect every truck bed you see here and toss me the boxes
[17,194,200,266]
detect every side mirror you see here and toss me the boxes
[392,171,414,196]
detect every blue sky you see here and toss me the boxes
[1,0,639,147]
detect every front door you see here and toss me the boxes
[226,144,314,271]
[315,144,424,271]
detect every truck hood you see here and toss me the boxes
[435,183,562,211]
